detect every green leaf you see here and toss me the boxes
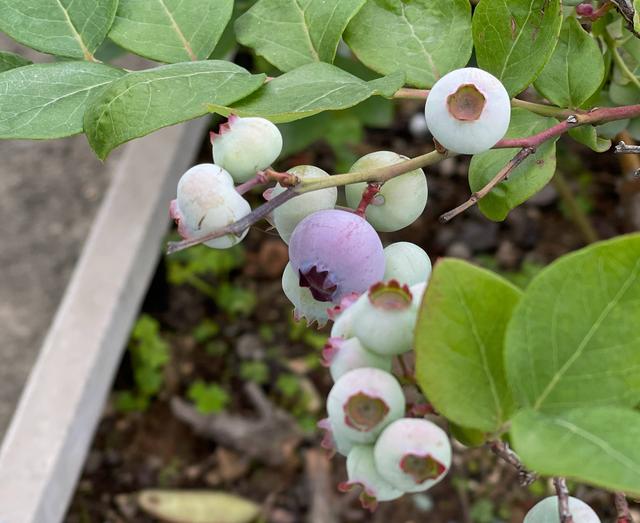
[208,62,404,123]
[472,0,562,96]
[0,0,118,59]
[468,108,558,221]
[108,0,233,63]
[512,407,640,495]
[344,0,472,88]
[505,234,640,413]
[415,259,522,433]
[568,125,612,153]
[138,490,260,523]
[188,381,230,414]
[0,61,123,139]
[235,0,366,72]
[84,61,265,159]
[634,0,640,34]
[0,51,30,73]
[534,17,605,108]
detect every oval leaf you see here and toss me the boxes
[208,63,404,123]
[0,0,118,59]
[469,108,558,221]
[0,61,123,139]
[512,407,640,495]
[84,61,266,159]
[344,0,472,88]
[568,125,611,153]
[505,234,640,413]
[472,0,562,96]
[108,0,233,63]
[415,258,521,433]
[0,51,31,73]
[235,0,366,72]
[138,489,260,523]
[534,17,605,108]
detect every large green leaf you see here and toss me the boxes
[472,0,562,96]
[0,61,123,139]
[415,259,521,433]
[235,0,366,72]
[84,61,265,159]
[505,234,640,413]
[344,0,472,88]
[468,108,558,221]
[108,0,233,63]
[208,63,404,123]
[0,0,118,59]
[534,17,605,108]
[0,51,31,73]
[512,407,640,495]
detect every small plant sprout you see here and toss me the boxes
[322,337,392,381]
[170,164,251,249]
[351,281,418,356]
[383,242,432,285]
[424,67,511,154]
[524,496,601,523]
[288,209,385,304]
[327,367,405,444]
[345,151,428,232]
[281,262,330,327]
[211,114,283,183]
[271,165,337,243]
[374,418,451,493]
[339,445,404,511]
[317,417,354,457]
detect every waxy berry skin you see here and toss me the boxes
[272,165,337,244]
[326,367,404,444]
[524,496,601,523]
[171,163,251,249]
[345,151,428,232]
[281,262,331,327]
[383,242,432,286]
[211,115,283,182]
[288,209,385,304]
[322,336,392,381]
[373,418,451,493]
[425,67,511,154]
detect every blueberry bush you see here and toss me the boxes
[2,0,640,520]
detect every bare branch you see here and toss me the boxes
[615,141,640,154]
[488,440,537,486]
[553,477,574,523]
[615,492,633,523]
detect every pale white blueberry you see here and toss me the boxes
[170,163,250,249]
[410,281,428,308]
[211,114,283,183]
[425,67,511,154]
[288,209,385,304]
[339,445,404,511]
[327,367,404,444]
[272,165,337,244]
[383,242,432,285]
[373,418,451,493]
[524,496,601,523]
[322,336,392,381]
[351,281,418,356]
[281,262,330,327]
[345,151,428,232]
[317,417,353,457]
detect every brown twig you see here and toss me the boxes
[615,492,634,523]
[488,440,538,486]
[304,449,338,523]
[553,477,574,523]
[615,141,640,154]
[235,168,298,195]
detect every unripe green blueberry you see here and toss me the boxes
[211,115,283,182]
[327,367,404,444]
[410,281,428,308]
[351,281,418,356]
[374,418,451,493]
[317,417,353,457]
[339,445,404,511]
[383,242,432,285]
[322,337,392,381]
[281,262,330,327]
[330,297,361,339]
[170,163,251,249]
[345,151,428,232]
[425,67,511,154]
[524,496,601,523]
[272,165,337,243]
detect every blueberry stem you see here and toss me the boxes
[488,439,537,487]
[615,492,633,523]
[553,477,574,523]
